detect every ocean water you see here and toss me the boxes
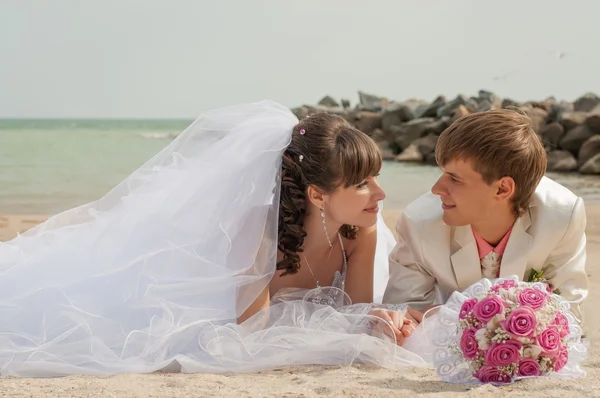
[2,119,600,215]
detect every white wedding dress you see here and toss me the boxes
[0,100,428,377]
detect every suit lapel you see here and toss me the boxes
[450,225,483,291]
[498,210,533,279]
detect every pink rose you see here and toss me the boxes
[484,340,522,367]
[517,288,548,310]
[459,298,478,319]
[537,325,561,357]
[553,312,570,338]
[491,279,517,292]
[517,358,541,377]
[503,306,537,338]
[473,294,505,323]
[460,327,479,359]
[474,365,512,383]
[552,345,569,372]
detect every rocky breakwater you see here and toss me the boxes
[291,91,600,175]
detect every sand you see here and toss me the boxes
[0,207,598,397]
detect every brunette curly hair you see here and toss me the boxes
[277,112,382,276]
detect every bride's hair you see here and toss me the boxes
[277,112,382,276]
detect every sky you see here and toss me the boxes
[1,0,599,118]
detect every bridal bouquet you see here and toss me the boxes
[428,276,586,384]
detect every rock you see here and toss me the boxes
[522,105,548,133]
[291,106,311,120]
[478,90,502,109]
[546,150,578,172]
[419,96,446,118]
[502,98,521,109]
[452,105,470,122]
[381,103,414,133]
[580,153,600,174]
[369,128,386,142]
[413,133,438,159]
[584,105,600,133]
[539,122,565,148]
[573,92,600,112]
[395,144,423,162]
[425,116,452,135]
[437,95,469,118]
[578,135,600,167]
[547,101,574,123]
[403,99,430,116]
[347,111,382,135]
[377,141,396,160]
[341,99,351,109]
[292,104,347,119]
[318,96,339,108]
[559,111,588,131]
[390,117,437,150]
[358,91,388,112]
[425,152,438,166]
[559,124,595,154]
[476,99,493,113]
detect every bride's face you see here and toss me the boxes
[324,175,386,228]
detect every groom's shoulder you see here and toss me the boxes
[401,192,445,226]
[531,176,581,212]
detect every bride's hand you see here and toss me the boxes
[368,309,414,346]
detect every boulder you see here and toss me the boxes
[478,90,503,109]
[413,133,438,159]
[539,122,565,148]
[389,117,437,150]
[381,103,414,133]
[436,95,469,118]
[584,105,600,134]
[358,91,388,112]
[419,95,446,118]
[395,144,422,162]
[579,153,600,174]
[347,111,382,135]
[559,111,588,131]
[578,135,600,167]
[522,105,548,133]
[502,98,521,109]
[318,96,340,108]
[573,92,600,112]
[559,124,595,154]
[546,150,578,172]
[452,105,470,122]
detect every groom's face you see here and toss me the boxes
[431,158,499,226]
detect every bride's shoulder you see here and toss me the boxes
[342,224,377,256]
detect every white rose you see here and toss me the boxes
[523,345,543,359]
[475,328,490,350]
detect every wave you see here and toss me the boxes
[136,132,179,140]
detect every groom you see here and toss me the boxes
[383,108,589,324]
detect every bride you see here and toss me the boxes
[0,100,428,377]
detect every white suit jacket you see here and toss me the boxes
[383,176,589,324]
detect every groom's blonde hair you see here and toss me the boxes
[435,108,547,216]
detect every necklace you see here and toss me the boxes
[302,254,321,288]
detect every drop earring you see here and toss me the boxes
[321,205,333,248]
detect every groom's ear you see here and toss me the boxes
[306,185,325,208]
[495,176,516,201]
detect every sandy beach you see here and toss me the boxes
[0,207,598,397]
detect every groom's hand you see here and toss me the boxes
[405,305,440,324]
[368,309,414,346]
[406,307,424,324]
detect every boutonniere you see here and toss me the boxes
[527,268,561,295]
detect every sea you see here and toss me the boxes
[2,119,600,215]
